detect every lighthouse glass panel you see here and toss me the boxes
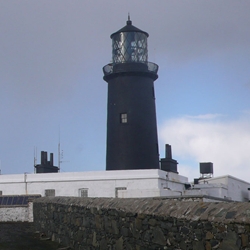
[112,32,148,63]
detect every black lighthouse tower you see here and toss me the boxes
[103,17,159,171]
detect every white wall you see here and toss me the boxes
[225,176,249,201]
[0,169,182,198]
[0,207,27,222]
[0,170,248,201]
[193,175,250,201]
[0,202,33,222]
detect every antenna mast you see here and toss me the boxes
[58,126,68,171]
[58,127,61,172]
[34,146,37,173]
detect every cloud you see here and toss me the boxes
[184,114,225,120]
[159,113,250,182]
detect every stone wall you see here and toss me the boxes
[33,197,250,250]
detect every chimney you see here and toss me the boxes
[41,151,45,165]
[165,144,172,159]
[160,144,178,173]
[50,153,53,166]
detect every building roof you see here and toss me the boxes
[110,18,149,38]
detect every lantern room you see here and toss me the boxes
[111,16,148,64]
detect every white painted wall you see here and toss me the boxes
[0,169,188,198]
[0,202,33,222]
[0,170,248,201]
[0,207,28,222]
[192,175,250,201]
[185,184,228,199]
[206,176,250,201]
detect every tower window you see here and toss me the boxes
[120,113,127,123]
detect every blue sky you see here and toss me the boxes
[0,1,250,182]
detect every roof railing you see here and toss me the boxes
[103,61,158,76]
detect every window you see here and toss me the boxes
[79,188,88,197]
[45,189,55,197]
[112,32,148,63]
[0,191,2,196]
[115,187,127,198]
[120,113,127,123]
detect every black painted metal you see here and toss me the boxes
[104,19,159,171]
[160,144,178,173]
[200,162,213,174]
[35,151,59,173]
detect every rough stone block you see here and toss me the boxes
[111,220,119,235]
[210,239,220,248]
[95,215,102,229]
[217,224,227,233]
[160,221,172,230]
[180,226,190,235]
[219,231,239,250]
[206,231,213,240]
[137,214,146,219]
[115,236,123,250]
[204,222,213,230]
[236,225,245,234]
[225,211,237,219]
[121,227,129,237]
[193,241,205,250]
[75,217,82,227]
[92,231,98,247]
[143,230,152,242]
[152,226,166,245]
[135,218,142,230]
[205,241,211,250]
[242,234,248,247]
[149,218,157,226]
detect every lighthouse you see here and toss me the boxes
[103,17,159,171]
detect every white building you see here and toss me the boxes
[189,175,250,202]
[0,169,249,202]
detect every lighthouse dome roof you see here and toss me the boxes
[111,18,148,38]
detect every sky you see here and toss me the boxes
[0,1,250,182]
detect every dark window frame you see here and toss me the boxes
[79,188,88,197]
[45,189,55,197]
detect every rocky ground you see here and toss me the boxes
[0,222,66,250]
